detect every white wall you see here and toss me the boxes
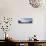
[0,0,46,40]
